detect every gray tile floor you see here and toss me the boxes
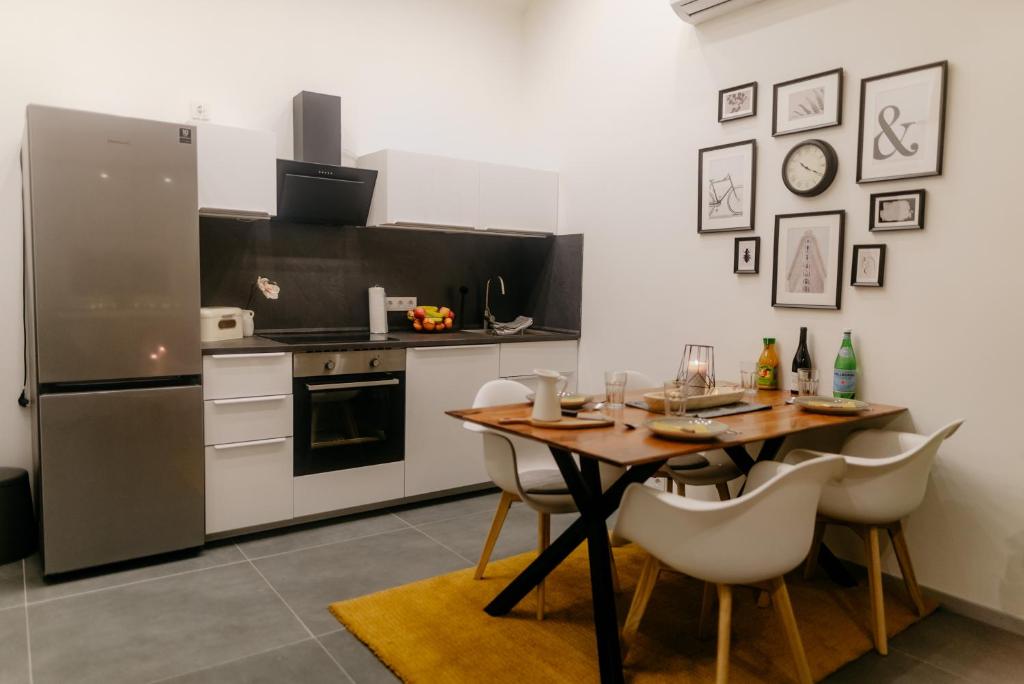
[0,490,1021,683]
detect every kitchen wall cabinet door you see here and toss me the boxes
[404,345,499,496]
[478,163,558,233]
[197,123,276,219]
[359,150,479,229]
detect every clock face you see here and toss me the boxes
[783,140,837,196]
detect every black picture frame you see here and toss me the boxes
[857,61,948,183]
[697,139,757,234]
[719,82,757,122]
[851,244,887,287]
[733,236,760,274]
[772,68,843,137]
[869,189,926,231]
[771,210,845,310]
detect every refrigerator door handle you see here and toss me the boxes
[212,437,288,450]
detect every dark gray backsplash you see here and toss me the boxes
[199,218,582,332]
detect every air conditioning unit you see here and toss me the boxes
[669,0,766,25]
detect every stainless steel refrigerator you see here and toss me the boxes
[22,105,204,575]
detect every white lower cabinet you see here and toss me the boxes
[293,462,405,518]
[205,438,293,534]
[404,345,499,496]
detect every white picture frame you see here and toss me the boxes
[771,210,845,310]
[858,61,948,183]
[772,68,843,137]
[698,139,756,234]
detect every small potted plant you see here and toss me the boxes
[242,276,280,336]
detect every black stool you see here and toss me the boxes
[0,468,37,565]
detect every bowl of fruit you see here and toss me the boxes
[407,306,455,333]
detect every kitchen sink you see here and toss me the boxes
[460,328,559,337]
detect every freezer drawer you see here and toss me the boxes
[38,384,204,575]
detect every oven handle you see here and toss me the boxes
[305,378,400,392]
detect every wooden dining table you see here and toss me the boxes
[448,388,906,684]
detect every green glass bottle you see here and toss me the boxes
[833,330,857,399]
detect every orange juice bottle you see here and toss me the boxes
[757,338,779,389]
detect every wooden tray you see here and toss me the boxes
[498,416,614,429]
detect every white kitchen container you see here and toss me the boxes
[200,307,244,342]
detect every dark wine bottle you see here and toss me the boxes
[791,327,813,394]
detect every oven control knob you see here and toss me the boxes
[324,360,336,371]
[370,357,381,368]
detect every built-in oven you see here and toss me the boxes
[292,349,405,477]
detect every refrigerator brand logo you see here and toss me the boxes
[178,127,192,144]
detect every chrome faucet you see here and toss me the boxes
[483,275,506,332]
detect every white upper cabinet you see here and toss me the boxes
[478,163,558,233]
[357,149,558,233]
[197,123,276,219]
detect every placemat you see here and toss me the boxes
[626,400,771,418]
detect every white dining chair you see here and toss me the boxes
[621,371,743,501]
[464,379,622,619]
[785,420,963,655]
[614,455,846,684]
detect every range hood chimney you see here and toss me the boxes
[277,91,377,226]
[292,91,341,165]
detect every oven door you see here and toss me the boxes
[293,371,405,477]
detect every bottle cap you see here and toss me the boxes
[843,329,852,335]
[766,337,776,344]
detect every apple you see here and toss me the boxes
[414,307,426,320]
[438,306,451,318]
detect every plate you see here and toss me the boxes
[643,385,745,413]
[794,396,870,415]
[525,393,592,410]
[645,417,730,441]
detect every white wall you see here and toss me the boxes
[0,0,529,474]
[522,0,1024,619]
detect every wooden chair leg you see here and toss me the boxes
[715,482,731,501]
[715,584,732,684]
[698,581,716,639]
[621,554,661,656]
[756,590,771,608]
[864,526,888,654]
[889,521,927,616]
[608,538,622,594]
[770,577,813,684]
[803,520,826,580]
[474,491,515,579]
[536,512,550,620]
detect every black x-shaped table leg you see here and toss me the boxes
[724,436,856,587]
[485,448,665,684]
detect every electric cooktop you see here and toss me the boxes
[261,332,398,345]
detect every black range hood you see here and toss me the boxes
[276,91,376,226]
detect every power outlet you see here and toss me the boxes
[190,101,211,121]
[385,296,417,311]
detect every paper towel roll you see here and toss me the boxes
[368,286,388,334]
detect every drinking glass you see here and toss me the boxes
[797,368,820,396]
[739,361,757,399]
[663,380,690,417]
[604,370,627,408]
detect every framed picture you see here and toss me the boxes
[851,244,886,287]
[771,210,845,310]
[869,189,925,231]
[772,68,843,136]
[698,139,756,234]
[857,61,948,183]
[719,82,757,122]
[734,236,760,274]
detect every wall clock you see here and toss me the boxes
[782,139,838,196]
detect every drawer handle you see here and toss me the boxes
[213,437,287,450]
[210,352,287,359]
[211,395,288,406]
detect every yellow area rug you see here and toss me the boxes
[329,543,934,683]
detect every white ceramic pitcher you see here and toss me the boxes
[532,368,567,422]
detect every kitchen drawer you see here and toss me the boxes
[499,340,577,378]
[293,461,404,518]
[203,352,292,400]
[204,394,292,446]
[205,437,293,534]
